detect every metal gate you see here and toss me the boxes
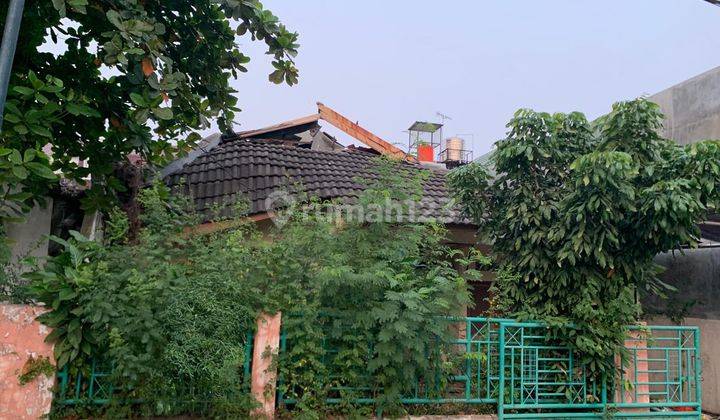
[498,321,701,419]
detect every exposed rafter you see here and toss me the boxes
[317,102,415,162]
[236,114,320,139]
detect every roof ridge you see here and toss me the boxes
[221,137,388,161]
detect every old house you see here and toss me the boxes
[162,103,492,315]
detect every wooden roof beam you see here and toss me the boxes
[317,102,414,162]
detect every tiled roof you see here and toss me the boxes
[164,138,471,225]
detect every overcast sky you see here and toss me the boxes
[228,0,720,157]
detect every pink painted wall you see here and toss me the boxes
[251,311,282,418]
[616,329,650,405]
[0,304,55,420]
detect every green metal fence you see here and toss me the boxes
[56,359,115,405]
[277,316,512,405]
[278,317,702,419]
[55,333,255,407]
[499,322,701,419]
[54,318,701,419]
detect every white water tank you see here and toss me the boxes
[445,137,464,161]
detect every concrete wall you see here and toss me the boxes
[646,65,720,414]
[643,248,720,414]
[645,247,720,319]
[649,66,720,145]
[5,201,53,264]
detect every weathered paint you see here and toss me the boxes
[615,328,650,411]
[251,311,282,418]
[0,304,54,420]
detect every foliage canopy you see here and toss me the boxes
[448,98,720,373]
[0,0,298,222]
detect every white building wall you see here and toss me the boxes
[5,201,53,263]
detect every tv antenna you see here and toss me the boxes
[436,111,452,124]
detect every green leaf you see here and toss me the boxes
[12,86,34,96]
[133,108,150,124]
[152,107,173,120]
[129,92,146,107]
[66,103,100,117]
[268,69,284,84]
[12,166,28,179]
[51,0,67,17]
[68,0,88,13]
[23,149,36,162]
[58,288,77,301]
[7,191,33,201]
[26,162,57,179]
[9,149,22,165]
[30,125,52,138]
[4,113,21,124]
[106,9,122,28]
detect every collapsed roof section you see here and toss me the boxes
[234,113,344,153]
[228,103,414,160]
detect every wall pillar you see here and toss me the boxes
[615,327,649,413]
[251,311,282,418]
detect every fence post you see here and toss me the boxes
[251,311,282,419]
[614,326,649,414]
[694,328,702,412]
[498,323,505,420]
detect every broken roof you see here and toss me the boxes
[235,114,320,139]
[164,138,468,225]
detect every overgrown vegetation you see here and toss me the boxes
[26,158,473,417]
[448,98,720,377]
[28,185,260,417]
[269,160,473,417]
[18,355,56,385]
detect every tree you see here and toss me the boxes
[0,0,299,223]
[448,99,720,373]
